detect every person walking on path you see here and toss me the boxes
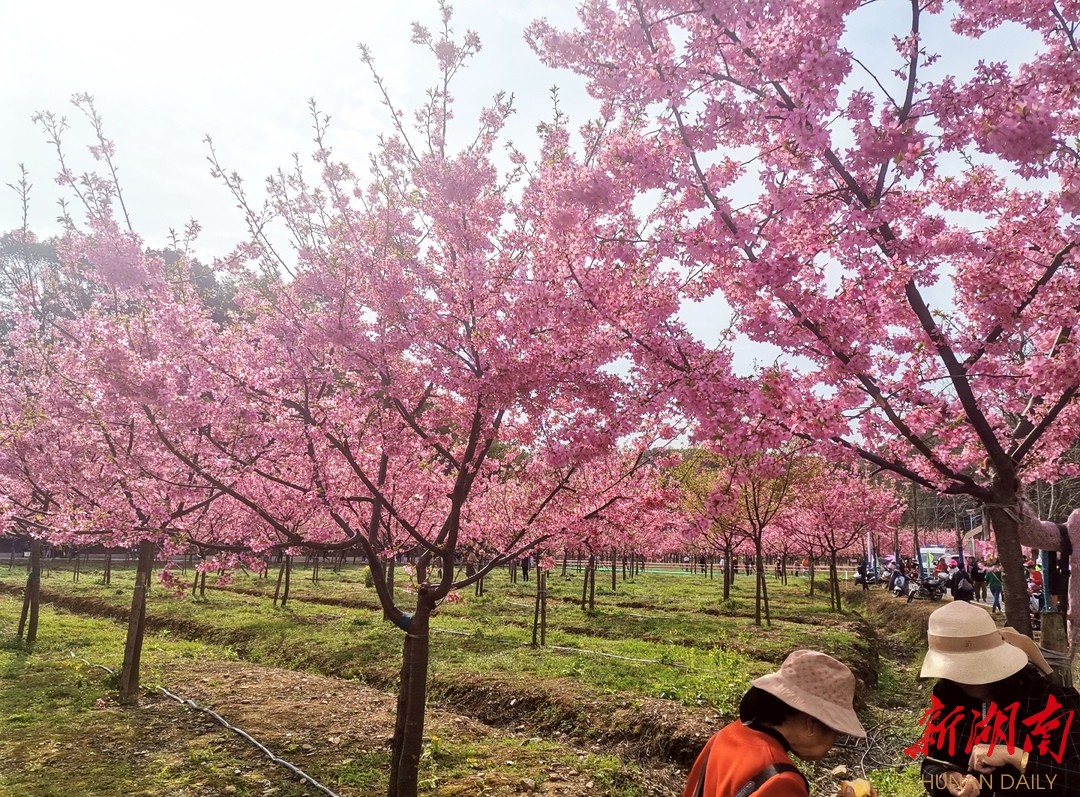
[857,560,870,591]
[969,559,987,603]
[985,562,1003,614]
[949,558,975,602]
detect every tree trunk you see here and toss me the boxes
[954,509,966,570]
[118,540,155,706]
[588,561,596,611]
[17,538,42,642]
[384,558,396,619]
[754,541,771,626]
[754,551,762,625]
[273,556,293,608]
[829,553,841,611]
[103,551,112,585]
[540,571,547,646]
[987,500,1033,638]
[273,559,286,606]
[912,483,923,576]
[532,569,547,647]
[1040,612,1071,687]
[722,544,732,601]
[610,550,617,593]
[388,594,433,797]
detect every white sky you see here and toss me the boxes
[1,1,1043,373]
[1,1,586,253]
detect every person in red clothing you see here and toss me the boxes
[683,650,872,797]
[1026,561,1044,592]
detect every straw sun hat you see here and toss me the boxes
[920,601,1032,685]
[751,650,867,738]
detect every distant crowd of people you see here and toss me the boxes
[869,553,1049,624]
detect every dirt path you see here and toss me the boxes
[158,658,686,796]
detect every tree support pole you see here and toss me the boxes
[988,502,1033,638]
[118,540,155,706]
[17,539,42,642]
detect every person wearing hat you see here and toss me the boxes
[683,650,870,797]
[948,558,975,603]
[917,601,1080,796]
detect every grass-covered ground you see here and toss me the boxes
[0,558,933,796]
[0,598,317,797]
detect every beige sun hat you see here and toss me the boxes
[920,602,1029,684]
[751,650,866,738]
[999,627,1053,676]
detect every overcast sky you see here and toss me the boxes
[1,1,1041,371]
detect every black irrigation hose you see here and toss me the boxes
[68,652,343,797]
[156,686,342,797]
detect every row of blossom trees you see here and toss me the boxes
[531,0,1080,640]
[5,2,1079,795]
[0,19,681,797]
[674,447,904,618]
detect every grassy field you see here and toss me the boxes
[0,598,312,797]
[0,559,932,796]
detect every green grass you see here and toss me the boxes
[0,598,310,797]
[0,560,922,795]
[0,563,873,719]
[0,592,664,796]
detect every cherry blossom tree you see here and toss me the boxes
[785,468,903,610]
[549,446,678,607]
[531,0,1080,638]
[705,447,809,625]
[3,11,677,797]
[0,148,230,693]
[0,215,233,702]
[672,449,746,599]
